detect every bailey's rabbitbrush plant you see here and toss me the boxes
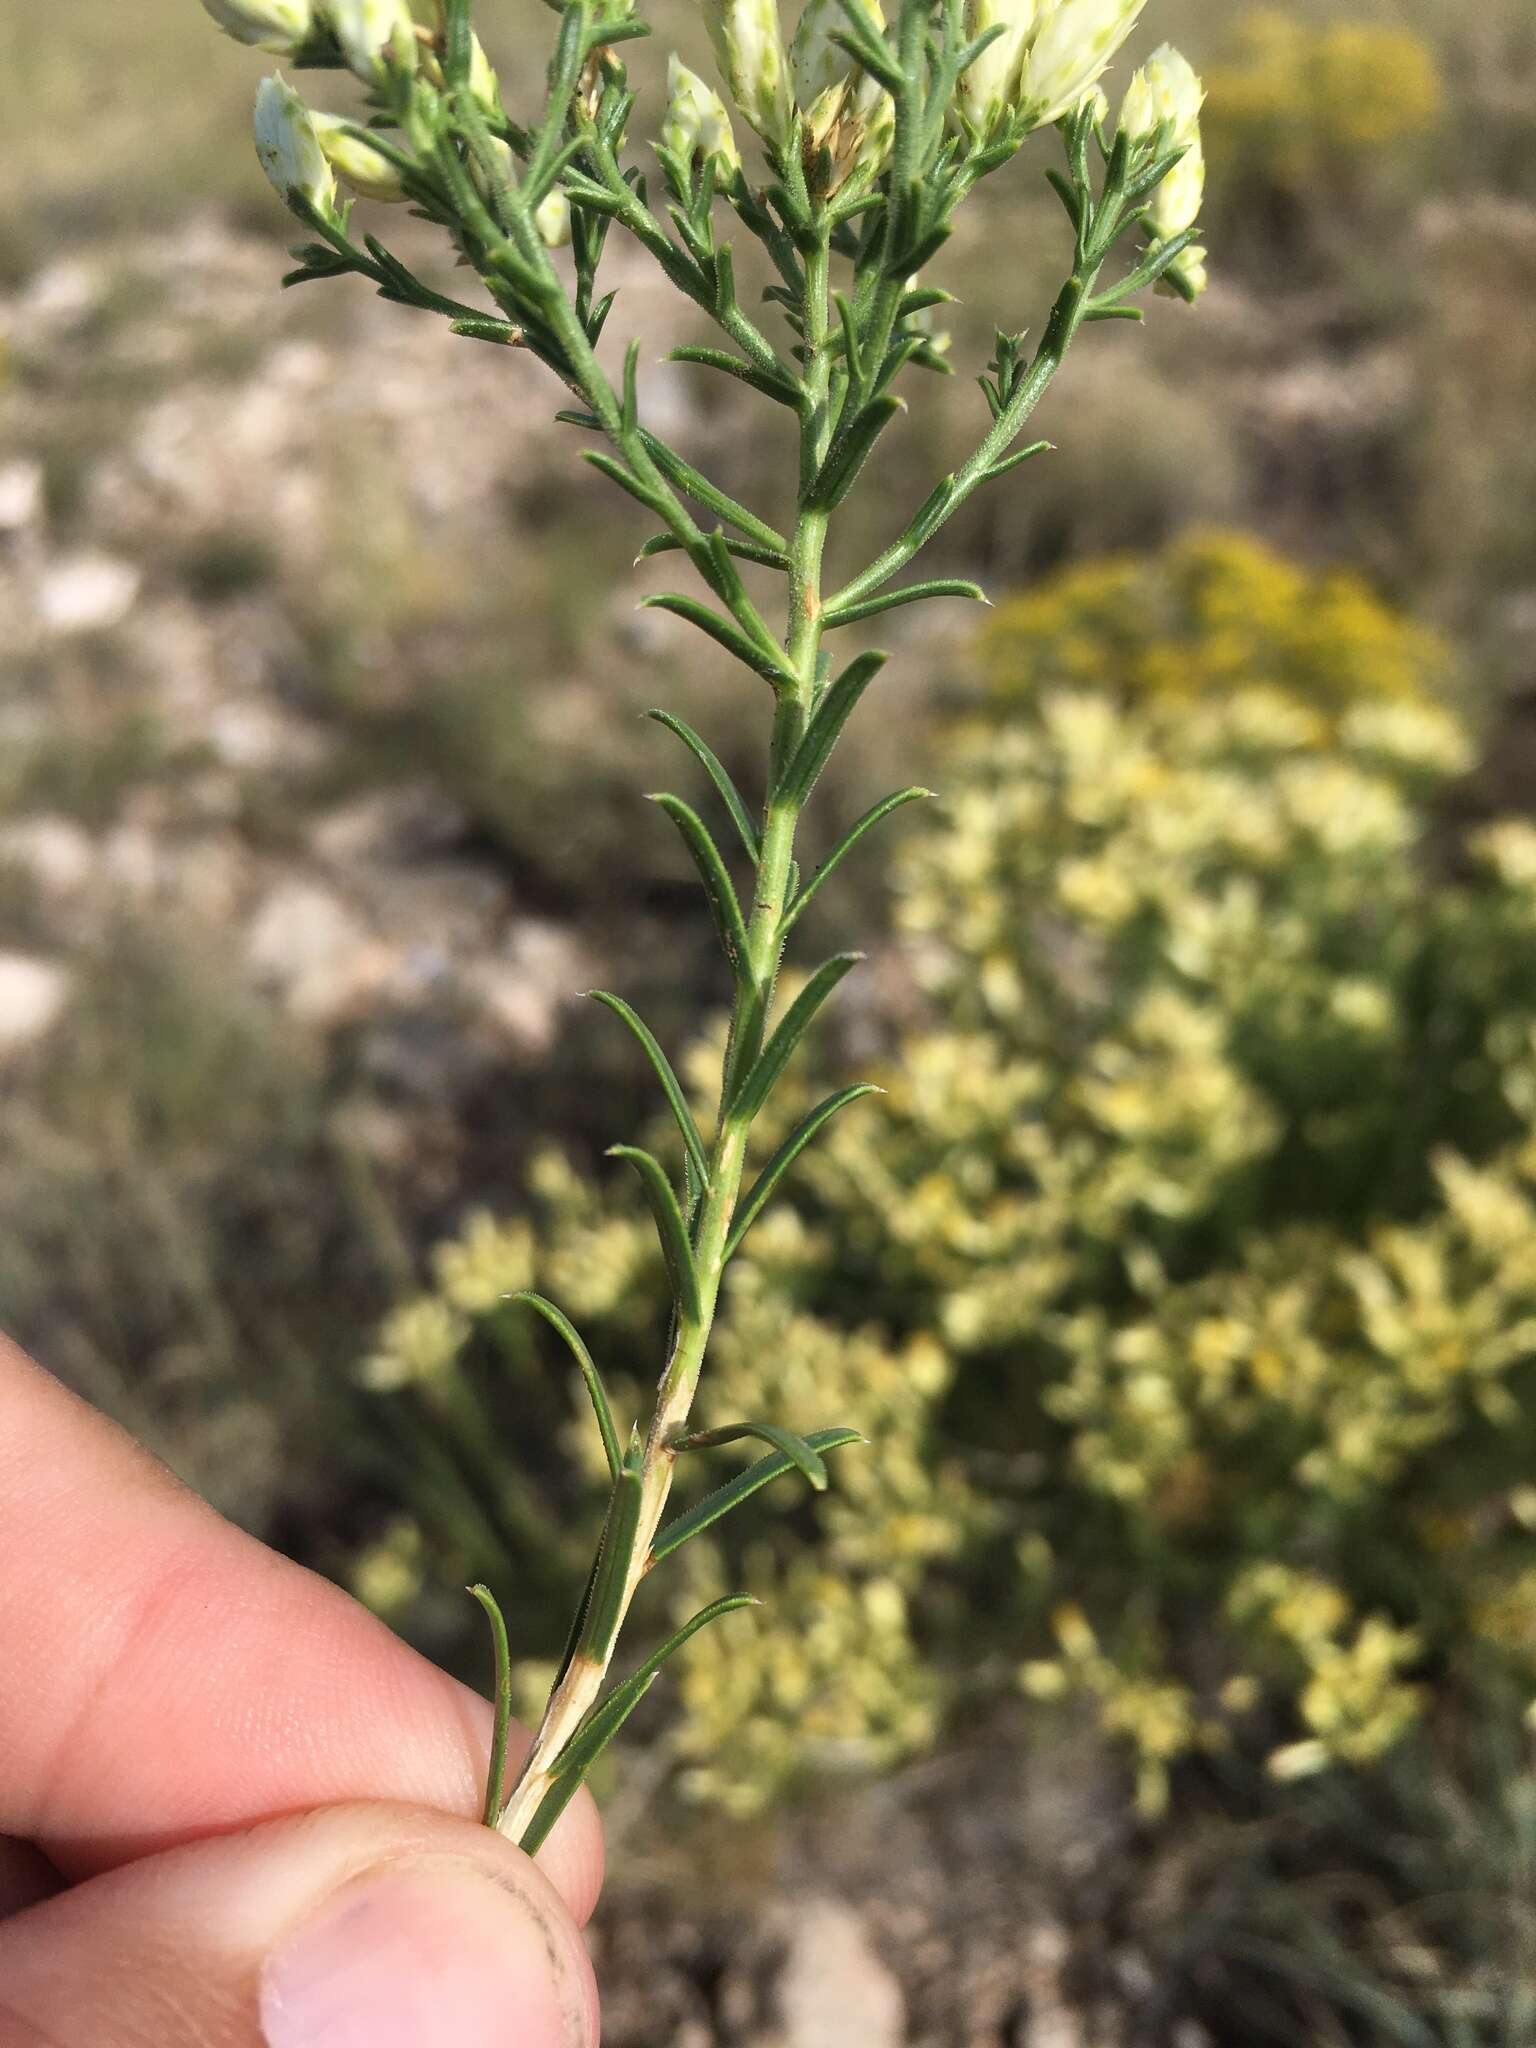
[200,0,1208,1849]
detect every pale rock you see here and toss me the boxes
[0,954,71,1056]
[0,461,44,534]
[245,879,394,1029]
[0,817,94,896]
[37,553,140,635]
[465,918,587,1056]
[777,1898,905,2048]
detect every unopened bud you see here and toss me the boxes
[791,0,889,187]
[253,72,337,216]
[704,0,794,151]
[1015,0,1146,129]
[535,190,573,248]
[468,32,502,112]
[202,0,314,53]
[1120,45,1207,298]
[310,111,409,201]
[662,56,743,177]
[326,0,418,82]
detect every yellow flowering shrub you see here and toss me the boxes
[356,534,1536,1814]
[1204,12,1443,196]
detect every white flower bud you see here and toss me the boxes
[1119,45,1207,297]
[535,190,573,248]
[468,32,501,112]
[956,0,1040,139]
[253,73,338,215]
[202,0,314,54]
[704,0,794,151]
[1014,0,1147,129]
[325,0,418,82]
[662,56,743,176]
[790,0,888,183]
[310,111,409,201]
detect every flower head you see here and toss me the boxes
[536,190,573,248]
[790,0,891,187]
[310,111,409,201]
[662,56,744,176]
[704,0,795,151]
[253,72,337,216]
[1120,44,1208,298]
[202,0,314,53]
[958,0,1145,140]
[325,0,418,82]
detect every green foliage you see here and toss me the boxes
[358,532,1536,1821]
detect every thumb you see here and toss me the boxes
[0,1802,600,2048]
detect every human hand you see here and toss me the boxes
[0,1336,604,2047]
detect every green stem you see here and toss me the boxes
[497,212,835,1846]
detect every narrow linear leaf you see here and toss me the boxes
[670,344,801,407]
[646,710,761,860]
[586,992,710,1189]
[781,652,888,803]
[574,1462,645,1665]
[984,438,1052,482]
[468,1584,514,1827]
[637,435,788,553]
[784,788,933,932]
[448,313,522,344]
[583,447,666,515]
[648,791,751,982]
[518,1595,758,1854]
[638,532,789,572]
[823,577,986,630]
[640,592,793,687]
[671,1420,829,1490]
[808,394,905,511]
[508,1292,622,1480]
[608,1144,703,1323]
[650,1428,865,1564]
[732,953,863,1122]
[723,1083,883,1259]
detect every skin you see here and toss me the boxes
[0,1335,605,2046]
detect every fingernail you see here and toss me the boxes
[260,1863,589,2048]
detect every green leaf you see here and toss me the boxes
[724,1083,883,1259]
[449,314,522,345]
[518,1594,757,1854]
[575,1460,645,1666]
[582,447,666,515]
[731,953,863,1122]
[587,991,710,1190]
[468,1583,514,1827]
[983,438,1052,483]
[780,651,888,803]
[823,577,986,630]
[670,344,801,407]
[507,1292,622,1480]
[607,1144,703,1323]
[670,1420,831,1489]
[645,710,761,860]
[783,788,932,931]
[640,592,793,688]
[808,394,906,511]
[651,1428,865,1564]
[648,791,751,982]
[638,532,790,572]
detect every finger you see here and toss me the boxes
[0,1837,60,1918]
[0,1802,599,2048]
[0,1339,603,1923]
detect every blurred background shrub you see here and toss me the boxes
[357,533,1536,1833]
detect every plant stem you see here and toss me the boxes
[498,215,835,1846]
